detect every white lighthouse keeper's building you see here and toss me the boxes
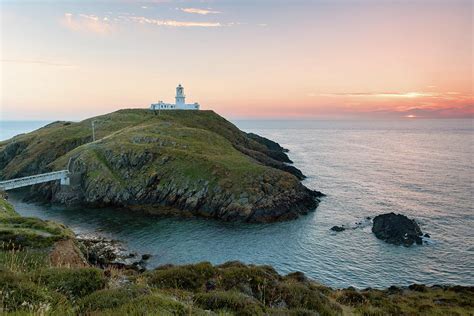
[150,84,200,110]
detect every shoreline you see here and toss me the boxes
[2,189,473,315]
[6,193,473,291]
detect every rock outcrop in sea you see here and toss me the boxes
[0,109,323,222]
[372,212,424,246]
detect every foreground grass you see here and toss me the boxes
[1,251,473,315]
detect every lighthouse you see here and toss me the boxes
[150,84,200,110]
[175,84,185,106]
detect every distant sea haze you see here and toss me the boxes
[5,118,474,288]
[1,121,53,141]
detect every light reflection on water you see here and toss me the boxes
[7,119,474,288]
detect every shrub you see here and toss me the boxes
[277,281,341,316]
[408,283,427,292]
[0,249,48,273]
[0,271,68,313]
[217,264,280,302]
[336,289,368,307]
[77,286,150,313]
[361,289,400,312]
[268,308,319,316]
[284,271,308,283]
[103,293,191,315]
[146,262,215,290]
[34,267,106,299]
[354,305,386,316]
[194,290,265,316]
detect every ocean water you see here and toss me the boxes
[0,121,52,141]
[4,119,474,289]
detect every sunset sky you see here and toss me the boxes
[1,0,472,120]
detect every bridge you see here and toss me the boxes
[0,170,71,191]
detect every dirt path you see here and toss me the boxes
[49,239,89,268]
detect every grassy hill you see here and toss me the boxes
[0,109,320,222]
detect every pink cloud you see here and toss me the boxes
[180,8,221,15]
[129,16,221,27]
[61,13,113,35]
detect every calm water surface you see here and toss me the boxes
[5,119,474,288]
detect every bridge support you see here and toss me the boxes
[60,176,70,186]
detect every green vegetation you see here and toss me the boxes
[76,286,150,313]
[0,197,73,251]
[33,267,106,300]
[2,250,472,315]
[0,109,310,223]
[0,110,281,187]
[0,248,48,273]
[0,197,17,218]
[146,262,215,290]
[102,294,193,315]
[52,111,284,197]
[0,270,70,313]
[337,286,474,316]
[194,290,265,315]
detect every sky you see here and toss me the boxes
[1,0,473,120]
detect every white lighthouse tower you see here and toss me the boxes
[150,84,200,110]
[175,84,185,106]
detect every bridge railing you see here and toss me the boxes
[0,170,70,191]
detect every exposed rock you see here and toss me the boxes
[141,254,152,260]
[76,233,149,271]
[424,233,431,238]
[330,217,372,233]
[246,132,292,162]
[331,225,346,232]
[409,284,427,292]
[285,271,308,283]
[372,213,423,246]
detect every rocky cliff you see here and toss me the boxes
[0,109,322,222]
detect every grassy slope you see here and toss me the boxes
[52,117,288,197]
[1,109,306,222]
[0,109,272,179]
[1,109,299,199]
[0,196,73,250]
[0,197,17,218]
[1,254,472,315]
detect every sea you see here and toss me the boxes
[1,119,473,289]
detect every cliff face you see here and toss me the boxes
[0,109,322,222]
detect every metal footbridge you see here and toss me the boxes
[0,170,70,191]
